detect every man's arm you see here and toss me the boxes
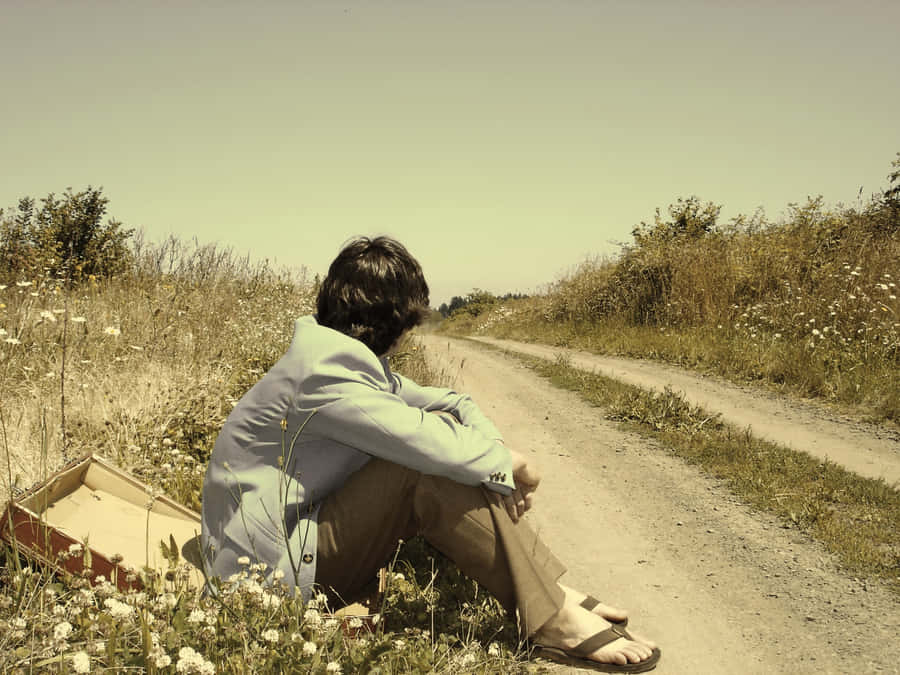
[428,412,541,524]
[304,369,516,495]
[390,371,504,442]
[392,370,542,522]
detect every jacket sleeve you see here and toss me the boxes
[302,354,515,495]
[389,371,505,443]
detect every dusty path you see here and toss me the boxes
[470,336,900,487]
[419,335,900,675]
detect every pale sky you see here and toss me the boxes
[2,0,898,306]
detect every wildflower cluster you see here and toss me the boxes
[729,267,899,361]
[474,305,518,334]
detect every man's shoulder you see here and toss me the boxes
[286,316,388,382]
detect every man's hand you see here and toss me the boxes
[503,448,541,523]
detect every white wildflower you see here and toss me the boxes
[156,592,177,611]
[187,608,207,625]
[103,597,133,619]
[70,651,91,673]
[176,646,214,674]
[488,642,501,657]
[261,591,281,609]
[812,328,821,337]
[326,662,342,673]
[104,326,121,337]
[68,543,83,554]
[303,640,317,655]
[53,620,73,641]
[304,608,322,626]
[237,556,251,566]
[40,310,57,322]
[241,579,264,598]
[4,337,21,345]
[273,568,285,580]
[71,316,87,323]
[154,652,173,668]
[262,628,279,643]
[77,588,96,606]
[16,281,32,287]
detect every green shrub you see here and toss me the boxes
[0,187,133,284]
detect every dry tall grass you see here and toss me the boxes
[1,235,312,501]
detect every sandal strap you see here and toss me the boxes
[570,624,631,658]
[579,596,601,612]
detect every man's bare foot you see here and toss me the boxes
[558,583,657,649]
[558,583,628,623]
[533,595,659,668]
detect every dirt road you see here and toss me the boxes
[419,335,900,675]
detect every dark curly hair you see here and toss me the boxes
[315,236,430,356]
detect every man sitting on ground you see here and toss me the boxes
[201,236,661,672]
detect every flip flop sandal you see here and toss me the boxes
[533,624,661,673]
[581,595,628,626]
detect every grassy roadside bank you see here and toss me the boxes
[467,339,900,596]
[444,309,900,429]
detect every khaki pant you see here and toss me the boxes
[315,457,566,636]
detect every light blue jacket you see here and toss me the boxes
[200,316,514,601]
